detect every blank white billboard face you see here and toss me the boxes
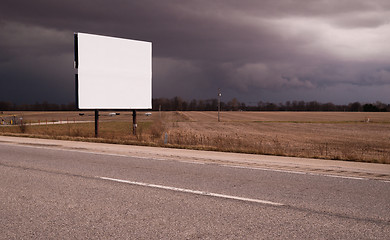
[75,33,152,109]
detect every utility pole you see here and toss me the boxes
[218,88,221,122]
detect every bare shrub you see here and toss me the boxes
[135,125,144,141]
[149,120,166,140]
[19,121,27,133]
[71,128,82,137]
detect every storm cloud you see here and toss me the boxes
[1,0,389,104]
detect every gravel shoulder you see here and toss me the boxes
[1,135,389,181]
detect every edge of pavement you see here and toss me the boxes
[0,135,389,181]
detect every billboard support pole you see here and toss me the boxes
[132,110,137,135]
[95,110,99,137]
[218,88,221,122]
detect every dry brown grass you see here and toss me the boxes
[1,111,389,164]
[166,121,390,163]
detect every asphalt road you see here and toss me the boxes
[0,140,389,239]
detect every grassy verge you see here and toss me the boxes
[1,115,389,164]
[164,129,390,164]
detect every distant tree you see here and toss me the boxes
[386,104,390,112]
[265,102,277,111]
[306,101,319,111]
[321,102,336,111]
[227,98,240,111]
[173,96,184,111]
[210,99,218,111]
[188,99,198,111]
[4,98,389,112]
[257,101,265,111]
[285,101,291,111]
[204,99,217,111]
[0,101,13,111]
[220,101,227,111]
[198,100,206,110]
[291,101,299,111]
[241,102,247,110]
[363,104,378,112]
[374,101,387,112]
[297,101,306,111]
[349,102,362,112]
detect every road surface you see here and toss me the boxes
[0,136,389,239]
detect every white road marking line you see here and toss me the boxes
[222,164,375,181]
[135,155,205,165]
[99,176,284,206]
[321,174,365,180]
[223,164,306,175]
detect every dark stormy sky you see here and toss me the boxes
[1,0,390,105]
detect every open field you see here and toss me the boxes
[1,111,389,163]
[0,110,156,123]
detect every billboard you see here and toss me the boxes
[74,33,152,109]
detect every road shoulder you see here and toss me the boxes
[0,135,389,181]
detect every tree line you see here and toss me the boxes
[0,101,76,111]
[152,97,390,112]
[0,98,389,112]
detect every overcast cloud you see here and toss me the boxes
[1,0,390,104]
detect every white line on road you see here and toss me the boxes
[99,176,284,206]
[223,164,307,175]
[321,174,365,180]
[223,164,368,181]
